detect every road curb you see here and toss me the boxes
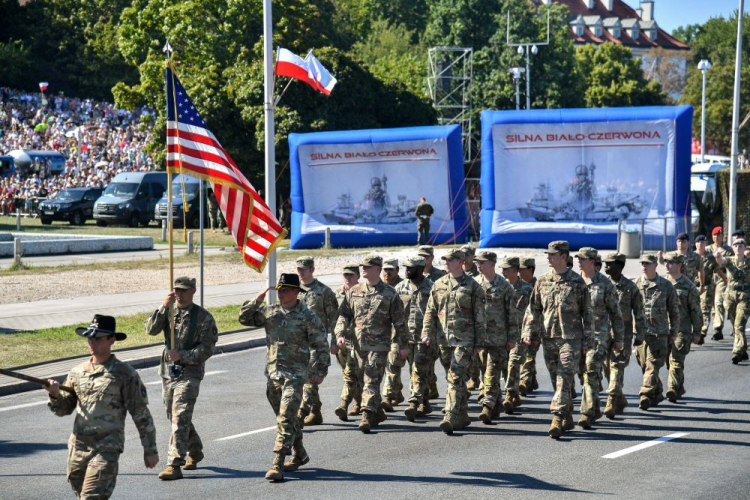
[0,336,266,398]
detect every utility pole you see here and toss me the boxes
[263,0,277,304]
[728,0,744,233]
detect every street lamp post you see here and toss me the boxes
[698,59,712,163]
[509,67,525,110]
[507,10,549,110]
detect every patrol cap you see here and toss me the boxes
[676,232,689,241]
[75,314,127,341]
[295,256,314,269]
[639,253,659,265]
[441,248,466,261]
[545,240,570,254]
[501,256,520,269]
[733,238,746,246]
[519,257,536,269]
[603,252,627,264]
[275,273,306,291]
[460,245,476,257]
[360,254,383,267]
[382,258,399,270]
[695,234,707,243]
[403,256,426,268]
[712,226,724,236]
[342,263,360,275]
[664,251,685,264]
[475,250,497,262]
[417,245,434,257]
[575,247,598,260]
[174,276,196,289]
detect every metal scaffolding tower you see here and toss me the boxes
[428,47,474,163]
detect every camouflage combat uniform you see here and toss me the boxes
[522,266,593,420]
[49,355,157,499]
[667,272,702,398]
[299,278,338,416]
[422,269,486,428]
[580,269,624,420]
[698,251,719,336]
[505,277,533,399]
[335,285,362,408]
[723,256,750,358]
[707,242,734,334]
[238,299,329,456]
[681,250,701,285]
[334,280,408,417]
[635,271,681,404]
[383,265,406,403]
[145,303,218,467]
[520,276,540,391]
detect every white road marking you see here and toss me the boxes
[602,432,691,459]
[0,400,48,413]
[144,370,227,385]
[215,426,276,441]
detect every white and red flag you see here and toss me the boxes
[275,47,337,95]
[39,82,49,92]
[165,66,286,272]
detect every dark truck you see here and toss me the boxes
[37,187,103,225]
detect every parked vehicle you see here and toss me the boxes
[7,149,66,175]
[93,172,169,227]
[37,187,103,225]
[154,174,207,228]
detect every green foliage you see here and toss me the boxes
[575,43,666,108]
[423,0,504,49]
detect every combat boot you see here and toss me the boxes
[512,394,522,408]
[562,413,575,432]
[404,403,418,422]
[518,381,528,396]
[335,400,349,422]
[348,398,361,416]
[479,406,493,425]
[616,394,628,414]
[666,389,678,403]
[697,335,705,345]
[158,465,183,480]
[394,392,405,405]
[578,415,592,429]
[184,451,203,470]
[712,331,724,341]
[604,396,616,419]
[265,453,285,482]
[284,442,310,472]
[417,400,432,416]
[742,351,749,361]
[639,396,651,410]
[304,408,323,426]
[358,411,374,434]
[298,407,310,427]
[531,376,539,391]
[467,378,478,391]
[440,419,454,435]
[380,400,394,412]
[549,415,563,439]
[374,407,388,426]
[502,396,515,415]
[456,414,471,430]
[652,393,664,406]
[732,353,741,364]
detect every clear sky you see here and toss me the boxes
[628,0,745,34]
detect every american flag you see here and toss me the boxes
[165,66,286,272]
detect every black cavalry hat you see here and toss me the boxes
[75,314,127,341]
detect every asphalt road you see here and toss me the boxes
[1,337,749,500]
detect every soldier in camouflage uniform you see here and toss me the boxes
[460,245,482,392]
[715,239,750,364]
[658,233,702,285]
[418,245,447,399]
[390,256,434,421]
[502,256,533,410]
[708,227,734,339]
[422,248,486,435]
[145,276,218,480]
[333,263,364,421]
[575,247,624,429]
[519,257,540,395]
[47,315,158,498]
[239,273,329,482]
[635,253,681,410]
[695,235,721,343]
[382,259,407,409]
[664,252,702,402]
[474,251,517,423]
[522,241,594,439]
[415,197,434,245]
[296,256,338,427]
[603,252,647,418]
[334,255,409,433]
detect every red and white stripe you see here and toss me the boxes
[275,47,337,95]
[167,120,285,271]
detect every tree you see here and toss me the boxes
[423,0,504,49]
[575,43,666,108]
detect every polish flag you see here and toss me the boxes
[39,82,49,92]
[275,47,337,95]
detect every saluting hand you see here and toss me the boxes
[255,287,269,304]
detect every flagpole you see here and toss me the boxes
[264,0,277,304]
[164,44,177,357]
[199,179,204,308]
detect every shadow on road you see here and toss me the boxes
[0,440,67,458]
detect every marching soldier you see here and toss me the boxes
[664,252,702,402]
[46,315,158,499]
[461,245,479,278]
[382,258,407,409]
[415,197,434,245]
[419,245,447,283]
[239,274,329,482]
[658,232,702,285]
[502,256,534,410]
[602,252,646,417]
[461,245,482,392]
[522,241,593,439]
[576,247,624,429]
[474,250,517,423]
[296,256,338,427]
[145,276,218,480]
[695,234,722,344]
[418,245,447,399]
[333,263,363,420]
[382,259,403,287]
[334,255,409,433]
[714,239,750,364]
[635,254,681,410]
[707,226,734,339]
[519,257,540,395]
[422,248,486,435]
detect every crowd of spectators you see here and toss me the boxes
[0,87,157,215]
